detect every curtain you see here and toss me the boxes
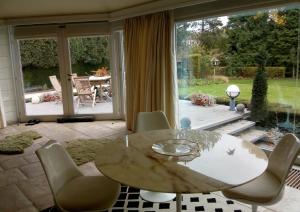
[124,11,176,131]
[0,88,7,129]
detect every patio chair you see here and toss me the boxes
[49,75,62,102]
[222,133,300,212]
[100,82,112,102]
[70,73,78,86]
[36,140,120,212]
[136,111,175,202]
[73,76,97,107]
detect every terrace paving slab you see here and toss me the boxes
[25,100,113,116]
[179,100,249,130]
[213,119,255,135]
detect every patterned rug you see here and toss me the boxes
[41,185,246,212]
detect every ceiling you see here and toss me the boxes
[0,0,158,19]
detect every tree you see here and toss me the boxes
[19,36,110,69]
[225,9,299,76]
[19,39,58,68]
[250,63,268,123]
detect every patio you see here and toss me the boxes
[25,99,113,116]
[178,100,250,130]
[0,121,299,212]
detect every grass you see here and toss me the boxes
[179,79,300,111]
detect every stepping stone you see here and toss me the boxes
[213,120,255,135]
[238,129,268,143]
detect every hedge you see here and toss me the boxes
[240,67,286,78]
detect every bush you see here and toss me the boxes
[189,93,215,106]
[206,75,229,83]
[237,67,286,78]
[250,65,268,122]
[215,97,250,107]
[265,67,286,78]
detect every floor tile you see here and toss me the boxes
[0,153,20,162]
[0,168,27,187]
[0,184,33,212]
[23,143,43,155]
[16,206,39,212]
[1,156,28,169]
[264,186,300,212]
[17,175,52,209]
[20,162,44,178]
[33,194,54,210]
[23,153,40,163]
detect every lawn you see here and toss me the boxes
[178,79,300,111]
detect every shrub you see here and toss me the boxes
[189,93,216,106]
[215,97,250,108]
[265,67,286,78]
[207,75,229,83]
[250,65,268,122]
[238,66,286,78]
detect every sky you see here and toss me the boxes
[187,16,228,31]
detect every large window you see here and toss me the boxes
[176,7,299,154]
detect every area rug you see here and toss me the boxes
[0,130,42,154]
[64,138,114,166]
[40,185,245,212]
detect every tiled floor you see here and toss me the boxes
[0,121,299,212]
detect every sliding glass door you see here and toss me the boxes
[68,35,113,115]
[18,37,64,116]
[14,23,123,122]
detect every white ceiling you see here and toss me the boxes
[0,0,158,19]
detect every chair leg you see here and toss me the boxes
[77,96,80,108]
[252,205,257,212]
[92,92,96,107]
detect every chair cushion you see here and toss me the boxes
[56,176,120,211]
[222,171,282,204]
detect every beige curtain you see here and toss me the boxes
[0,88,7,129]
[124,11,176,131]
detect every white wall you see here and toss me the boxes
[0,25,18,124]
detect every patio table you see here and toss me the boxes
[89,75,111,100]
[89,75,111,86]
[95,129,268,212]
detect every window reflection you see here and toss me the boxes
[176,6,300,162]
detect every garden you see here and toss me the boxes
[176,7,300,135]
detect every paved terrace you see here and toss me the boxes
[25,100,113,116]
[179,100,249,130]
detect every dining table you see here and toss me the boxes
[95,129,268,212]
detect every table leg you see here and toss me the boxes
[176,193,182,212]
